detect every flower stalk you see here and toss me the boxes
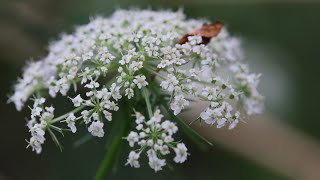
[94,105,129,180]
[142,88,153,118]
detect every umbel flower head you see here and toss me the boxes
[8,9,264,172]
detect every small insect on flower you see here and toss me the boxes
[179,21,224,45]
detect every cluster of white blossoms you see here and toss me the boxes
[26,98,54,154]
[126,110,187,172]
[9,9,264,172]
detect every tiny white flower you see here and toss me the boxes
[126,151,140,168]
[110,83,122,101]
[161,120,178,135]
[85,80,99,89]
[31,106,43,118]
[82,51,93,61]
[148,155,166,172]
[173,143,188,163]
[187,36,202,45]
[229,119,239,130]
[127,131,139,147]
[128,61,143,72]
[136,124,143,130]
[104,101,119,111]
[160,74,178,92]
[81,110,91,124]
[88,120,104,137]
[160,145,170,155]
[71,95,83,107]
[217,118,227,128]
[125,88,134,99]
[163,135,174,143]
[103,110,112,121]
[45,106,55,113]
[33,98,46,108]
[28,136,43,154]
[133,75,148,89]
[135,112,145,124]
[96,88,110,100]
[63,112,77,133]
[92,112,99,121]
[86,91,94,97]
[30,124,45,143]
[170,94,189,115]
[80,67,92,84]
[200,110,211,120]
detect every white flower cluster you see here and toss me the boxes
[66,81,121,137]
[8,61,55,111]
[126,110,188,172]
[26,98,55,154]
[9,9,264,171]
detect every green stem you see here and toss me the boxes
[51,105,86,124]
[163,105,213,147]
[94,106,129,180]
[143,66,166,79]
[105,74,118,87]
[176,114,213,146]
[142,88,153,118]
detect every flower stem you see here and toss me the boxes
[144,66,166,79]
[142,88,153,118]
[94,105,129,180]
[51,105,85,124]
[163,105,213,147]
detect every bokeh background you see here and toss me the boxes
[1,0,320,179]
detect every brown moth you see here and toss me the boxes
[152,21,224,81]
[179,21,224,45]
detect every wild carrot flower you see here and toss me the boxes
[8,9,264,172]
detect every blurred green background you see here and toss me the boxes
[1,0,320,179]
